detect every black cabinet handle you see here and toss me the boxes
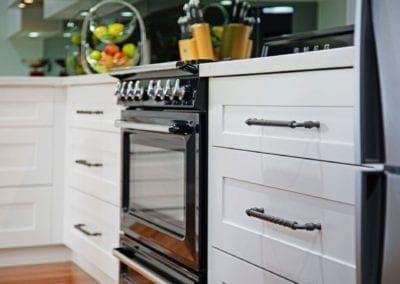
[245,207,321,231]
[74,223,102,236]
[76,110,104,115]
[245,118,320,129]
[75,159,103,167]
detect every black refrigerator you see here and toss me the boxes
[356,0,400,283]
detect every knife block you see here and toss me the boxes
[220,23,251,59]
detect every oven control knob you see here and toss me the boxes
[114,81,122,97]
[154,80,163,101]
[147,80,155,99]
[133,80,145,101]
[119,81,128,100]
[163,79,173,101]
[126,81,134,100]
[172,79,184,101]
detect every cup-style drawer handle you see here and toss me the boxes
[76,110,104,115]
[73,223,102,236]
[75,159,103,167]
[245,118,320,129]
[245,207,322,231]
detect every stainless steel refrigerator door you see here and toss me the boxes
[381,172,400,283]
[371,0,400,166]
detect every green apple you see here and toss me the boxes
[94,26,107,40]
[108,23,124,37]
[70,33,81,45]
[122,43,136,58]
[90,50,102,61]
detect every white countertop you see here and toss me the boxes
[0,73,117,87]
[200,47,354,77]
[0,47,354,87]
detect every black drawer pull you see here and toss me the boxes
[74,223,102,236]
[245,118,320,129]
[245,207,321,231]
[76,110,104,115]
[75,159,103,167]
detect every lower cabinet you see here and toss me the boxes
[64,188,120,280]
[209,248,291,284]
[209,147,357,284]
[0,187,53,248]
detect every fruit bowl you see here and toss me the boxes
[84,42,139,73]
[81,0,149,74]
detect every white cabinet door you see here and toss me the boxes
[209,147,357,284]
[0,187,52,248]
[209,248,291,284]
[0,128,53,187]
[64,188,120,280]
[0,87,54,127]
[210,69,355,163]
[67,128,120,205]
[67,83,121,132]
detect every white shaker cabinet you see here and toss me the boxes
[0,85,65,248]
[208,65,358,283]
[63,78,121,282]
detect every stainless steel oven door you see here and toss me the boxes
[116,110,201,272]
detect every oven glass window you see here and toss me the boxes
[129,131,186,237]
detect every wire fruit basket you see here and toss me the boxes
[81,0,150,74]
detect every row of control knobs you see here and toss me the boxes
[115,79,193,102]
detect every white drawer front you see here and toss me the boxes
[0,87,54,127]
[209,248,291,284]
[65,188,119,280]
[67,84,121,132]
[210,147,357,283]
[0,187,52,248]
[210,69,355,163]
[0,128,53,187]
[68,129,120,206]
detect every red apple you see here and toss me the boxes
[104,43,120,56]
[100,52,114,68]
[113,51,128,66]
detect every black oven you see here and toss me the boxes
[111,62,207,283]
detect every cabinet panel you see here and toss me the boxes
[210,69,355,163]
[67,129,120,205]
[67,84,121,132]
[0,187,52,248]
[209,248,291,284]
[210,147,357,283]
[64,188,119,280]
[0,128,53,187]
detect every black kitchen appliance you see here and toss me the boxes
[110,61,207,283]
[260,25,354,57]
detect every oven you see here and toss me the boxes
[111,62,207,283]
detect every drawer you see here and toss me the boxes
[210,69,355,163]
[0,87,54,127]
[67,83,121,132]
[64,188,119,280]
[0,128,53,187]
[67,128,120,206]
[209,248,291,284]
[209,147,357,283]
[0,187,52,248]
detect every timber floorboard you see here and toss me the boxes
[0,261,97,283]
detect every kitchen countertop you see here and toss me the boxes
[199,46,354,77]
[0,47,354,86]
[0,73,117,87]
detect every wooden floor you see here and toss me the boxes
[0,262,97,284]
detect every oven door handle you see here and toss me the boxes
[112,248,168,283]
[115,120,170,133]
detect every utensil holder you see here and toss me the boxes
[220,23,251,59]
